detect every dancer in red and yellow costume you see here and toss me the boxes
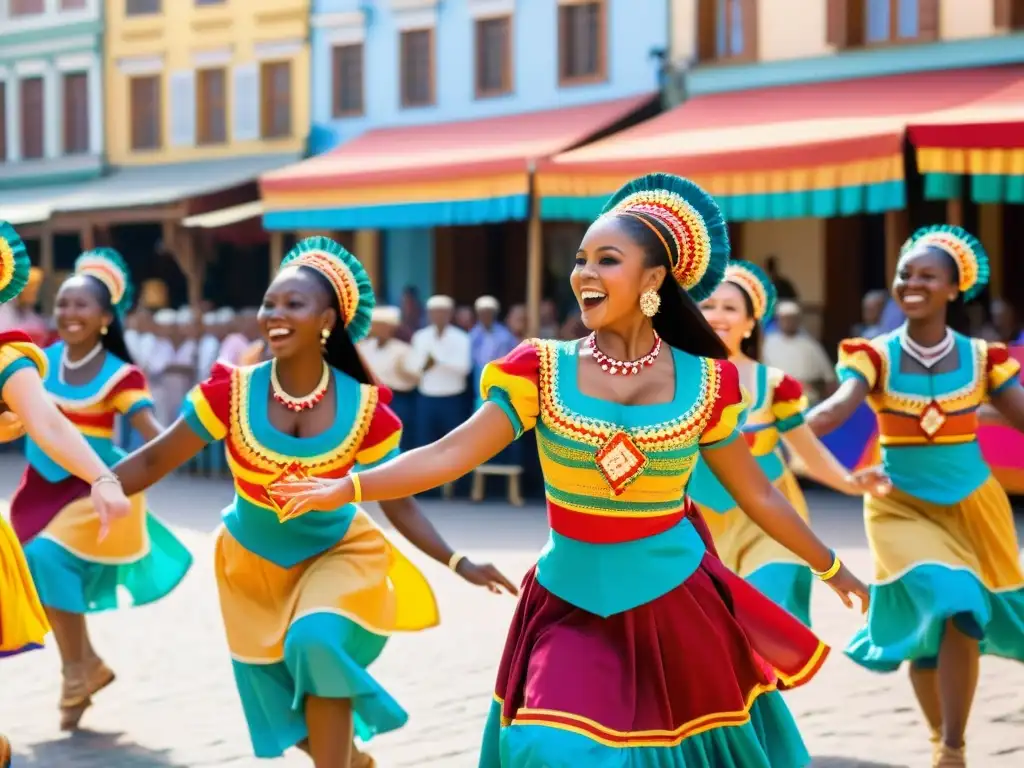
[61,236,515,766]
[689,260,889,626]
[0,222,132,768]
[275,174,872,768]
[809,225,1024,767]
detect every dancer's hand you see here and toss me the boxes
[455,559,519,596]
[0,411,25,442]
[826,564,870,613]
[278,477,353,520]
[90,477,131,542]
[847,465,891,497]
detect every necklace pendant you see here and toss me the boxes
[595,431,649,496]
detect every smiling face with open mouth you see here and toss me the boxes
[893,246,959,321]
[55,276,111,349]
[699,282,754,356]
[258,266,337,360]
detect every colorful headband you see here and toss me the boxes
[0,221,32,306]
[601,173,729,302]
[280,236,375,343]
[900,224,989,302]
[725,260,776,322]
[75,247,134,317]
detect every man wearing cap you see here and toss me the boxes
[469,296,517,402]
[408,294,471,450]
[762,300,837,405]
[359,306,420,446]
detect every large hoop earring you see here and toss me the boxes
[639,289,661,318]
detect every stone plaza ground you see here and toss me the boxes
[1,458,1023,767]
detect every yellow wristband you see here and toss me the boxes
[813,551,842,581]
[350,473,362,504]
[448,552,466,572]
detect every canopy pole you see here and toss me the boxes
[526,166,542,338]
[270,231,284,274]
[884,208,908,283]
[946,198,963,227]
[39,225,55,315]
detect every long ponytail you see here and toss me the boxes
[302,266,373,384]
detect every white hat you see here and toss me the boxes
[153,309,176,326]
[176,306,195,325]
[372,306,401,325]
[425,295,454,311]
[216,307,236,323]
[202,311,218,324]
[776,300,801,317]
[474,295,499,312]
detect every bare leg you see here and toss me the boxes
[45,608,114,730]
[305,696,354,768]
[297,737,373,767]
[909,662,943,738]
[937,618,980,752]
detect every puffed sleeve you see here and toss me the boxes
[984,341,1021,396]
[0,332,47,393]
[107,366,155,418]
[699,359,751,447]
[181,362,233,443]
[479,340,541,439]
[835,338,883,392]
[769,369,808,433]
[354,386,403,470]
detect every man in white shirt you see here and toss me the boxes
[762,300,837,406]
[358,306,419,446]
[408,294,471,449]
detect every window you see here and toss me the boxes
[260,61,292,139]
[400,29,435,107]
[197,68,227,144]
[0,83,6,163]
[332,44,364,116]
[828,0,938,47]
[995,0,1024,29]
[129,75,161,151]
[10,0,45,16]
[697,0,757,62]
[61,0,88,9]
[20,78,44,160]
[63,72,90,155]
[475,16,512,97]
[558,1,606,83]
[126,0,161,15]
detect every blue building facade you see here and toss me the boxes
[305,0,668,304]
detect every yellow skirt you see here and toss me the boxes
[847,474,1024,671]
[216,506,440,758]
[696,470,813,626]
[0,516,49,656]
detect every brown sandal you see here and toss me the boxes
[59,657,116,731]
[934,743,966,768]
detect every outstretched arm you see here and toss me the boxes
[111,418,208,496]
[783,423,889,496]
[989,384,1024,433]
[805,378,869,437]
[701,438,869,611]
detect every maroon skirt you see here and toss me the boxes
[9,466,89,544]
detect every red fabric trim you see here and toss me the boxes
[107,366,149,399]
[702,359,743,438]
[492,340,542,389]
[773,373,804,404]
[909,121,1024,149]
[198,362,234,427]
[986,342,1011,371]
[359,392,402,454]
[546,501,686,544]
[0,331,34,346]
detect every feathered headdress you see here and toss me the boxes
[900,224,989,302]
[75,247,135,317]
[601,172,730,302]
[0,221,33,306]
[725,259,776,322]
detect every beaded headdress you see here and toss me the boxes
[900,225,989,302]
[724,260,776,322]
[0,221,32,306]
[600,172,729,302]
[280,236,375,343]
[75,247,135,317]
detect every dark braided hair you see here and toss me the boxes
[299,266,373,384]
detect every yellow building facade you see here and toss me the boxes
[104,0,310,166]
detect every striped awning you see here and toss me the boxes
[259,94,657,231]
[538,67,1024,222]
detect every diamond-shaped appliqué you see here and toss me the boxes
[918,402,947,439]
[595,431,649,496]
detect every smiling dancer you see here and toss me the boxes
[275,174,872,768]
[808,226,1024,767]
[689,260,889,625]
[0,224,132,768]
[6,247,193,730]
[61,237,515,767]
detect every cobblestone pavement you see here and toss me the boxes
[1,459,1022,767]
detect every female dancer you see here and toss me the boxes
[276,174,871,767]
[689,260,889,625]
[8,248,193,730]
[807,225,1024,767]
[0,223,131,767]
[67,237,514,766]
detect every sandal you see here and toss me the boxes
[1,733,11,768]
[934,743,966,768]
[59,657,116,731]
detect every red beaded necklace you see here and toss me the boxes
[587,331,662,375]
[270,359,330,412]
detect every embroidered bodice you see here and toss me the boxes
[837,329,1020,504]
[480,339,747,616]
[182,362,402,567]
[24,342,152,482]
[688,362,807,513]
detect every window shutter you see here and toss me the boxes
[994,0,1011,28]
[696,0,717,61]
[233,63,259,142]
[827,0,847,46]
[168,70,196,147]
[917,0,939,40]
[741,0,759,59]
